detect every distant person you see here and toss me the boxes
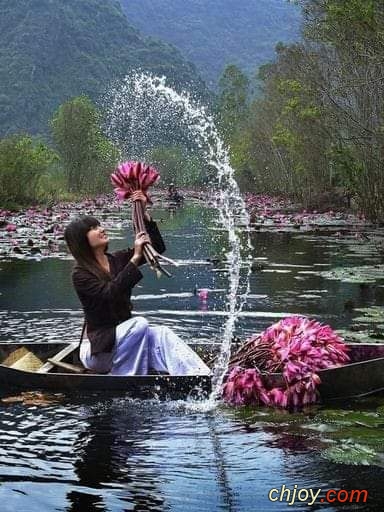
[167,183,184,204]
[64,191,209,376]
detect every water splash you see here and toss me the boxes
[105,72,253,403]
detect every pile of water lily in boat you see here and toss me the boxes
[222,316,350,409]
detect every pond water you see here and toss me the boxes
[1,201,384,511]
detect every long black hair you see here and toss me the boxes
[64,216,110,280]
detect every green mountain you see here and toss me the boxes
[120,0,302,87]
[0,0,206,136]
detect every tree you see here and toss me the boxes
[51,96,119,194]
[301,0,384,219]
[216,65,254,189]
[218,1,384,219]
[0,135,58,208]
[218,65,250,137]
[149,146,203,187]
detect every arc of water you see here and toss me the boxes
[105,73,253,401]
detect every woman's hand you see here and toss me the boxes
[130,190,152,222]
[130,231,151,266]
[131,190,147,206]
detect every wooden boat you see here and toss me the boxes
[0,342,213,399]
[1,341,384,401]
[265,342,384,401]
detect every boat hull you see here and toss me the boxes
[265,343,384,401]
[0,342,212,399]
[0,365,211,399]
[2,342,384,401]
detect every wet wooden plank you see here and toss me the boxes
[37,342,78,373]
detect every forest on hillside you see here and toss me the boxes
[2,0,384,224]
[0,0,205,136]
[120,0,301,86]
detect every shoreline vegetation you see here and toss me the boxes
[0,189,373,262]
[0,87,378,227]
[216,1,384,224]
[2,3,384,223]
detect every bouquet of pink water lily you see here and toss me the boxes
[222,316,350,409]
[111,160,176,277]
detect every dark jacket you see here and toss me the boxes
[72,219,165,355]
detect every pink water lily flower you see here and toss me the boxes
[110,161,160,201]
[222,316,349,410]
[110,161,176,278]
[269,388,288,408]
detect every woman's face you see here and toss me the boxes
[86,225,109,250]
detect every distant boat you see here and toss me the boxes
[0,342,384,401]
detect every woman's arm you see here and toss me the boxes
[73,262,143,303]
[113,228,159,268]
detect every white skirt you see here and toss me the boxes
[80,316,210,376]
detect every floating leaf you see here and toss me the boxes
[322,442,379,466]
[320,265,384,284]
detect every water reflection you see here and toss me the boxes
[1,396,384,510]
[64,400,241,512]
[228,404,384,511]
[206,415,236,512]
[67,402,167,512]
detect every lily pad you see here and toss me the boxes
[336,328,384,344]
[329,427,384,449]
[312,409,384,461]
[354,306,384,320]
[230,405,307,425]
[314,409,384,428]
[320,265,384,284]
[321,442,379,466]
[301,423,339,433]
[353,316,384,324]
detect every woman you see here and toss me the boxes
[64,191,210,376]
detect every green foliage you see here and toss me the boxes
[327,146,363,189]
[214,1,384,220]
[36,165,72,204]
[216,64,254,187]
[0,135,59,208]
[277,79,303,94]
[324,0,376,32]
[304,0,382,49]
[51,96,119,194]
[298,105,321,120]
[329,0,374,18]
[149,146,203,187]
[271,124,299,149]
[0,0,206,136]
[218,65,250,135]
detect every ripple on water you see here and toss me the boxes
[2,206,384,510]
[0,405,86,484]
[1,395,384,510]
